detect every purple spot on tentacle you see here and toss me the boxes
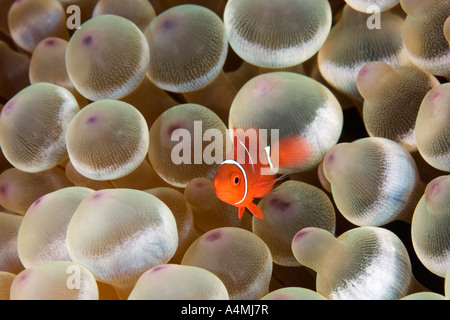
[161,19,176,31]
[206,230,221,242]
[194,179,208,189]
[82,35,94,46]
[151,265,167,272]
[87,115,97,124]
[358,65,370,77]
[167,124,182,136]
[0,184,7,196]
[3,101,15,116]
[425,179,442,202]
[90,191,105,201]
[294,229,310,242]
[430,90,443,102]
[84,111,103,127]
[269,196,292,213]
[17,271,29,283]
[325,151,335,165]
[430,184,440,193]
[32,197,43,207]
[255,80,271,95]
[44,38,56,46]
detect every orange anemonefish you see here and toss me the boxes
[214,128,310,220]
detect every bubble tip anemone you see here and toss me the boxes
[356,61,396,99]
[322,143,350,180]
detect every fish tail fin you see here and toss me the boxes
[270,134,311,168]
[246,202,264,219]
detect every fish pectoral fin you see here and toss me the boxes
[238,206,246,219]
[246,202,264,219]
[253,178,278,198]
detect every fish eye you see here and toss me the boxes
[233,175,240,185]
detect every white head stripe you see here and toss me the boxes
[221,159,248,205]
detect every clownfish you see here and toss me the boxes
[213,128,310,219]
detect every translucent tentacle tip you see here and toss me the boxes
[415,83,450,172]
[345,0,400,12]
[92,0,156,32]
[8,0,68,52]
[10,261,98,300]
[357,62,397,100]
[424,175,450,205]
[254,181,336,266]
[411,175,450,277]
[445,16,450,45]
[323,138,421,226]
[66,100,149,181]
[66,14,149,101]
[145,4,228,92]
[261,287,326,300]
[181,227,272,300]
[0,83,79,173]
[224,0,332,68]
[401,0,450,77]
[128,264,229,300]
[322,143,350,180]
[357,62,439,151]
[292,226,413,300]
[420,85,448,117]
[291,227,338,274]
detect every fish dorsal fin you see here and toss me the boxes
[269,134,311,168]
